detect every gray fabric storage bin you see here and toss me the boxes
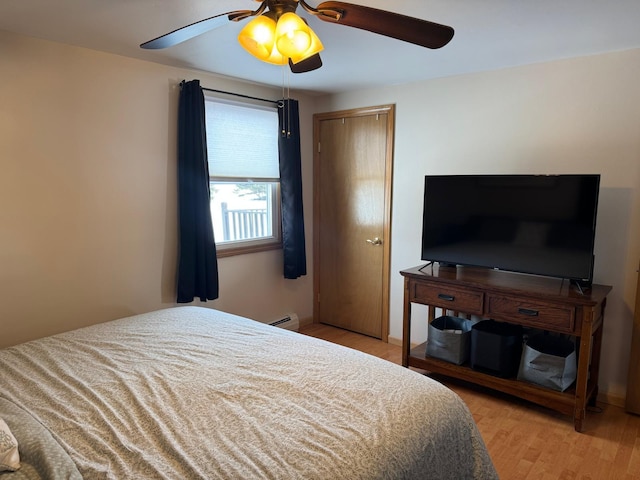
[426,316,473,365]
[517,333,577,391]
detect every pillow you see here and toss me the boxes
[0,417,20,472]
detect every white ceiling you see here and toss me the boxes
[2,0,640,96]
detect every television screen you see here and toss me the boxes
[421,174,600,283]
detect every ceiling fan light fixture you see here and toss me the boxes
[238,10,324,66]
[143,0,455,73]
[238,15,277,61]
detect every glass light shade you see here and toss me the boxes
[289,25,324,64]
[238,15,277,61]
[264,44,288,65]
[275,12,312,58]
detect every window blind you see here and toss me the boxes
[204,98,280,180]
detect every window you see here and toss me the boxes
[204,95,281,256]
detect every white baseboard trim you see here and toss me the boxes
[598,392,625,408]
[388,335,402,347]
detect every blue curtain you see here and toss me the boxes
[278,99,307,279]
[176,80,219,302]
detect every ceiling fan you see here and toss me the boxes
[140,0,454,74]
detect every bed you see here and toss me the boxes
[0,306,497,479]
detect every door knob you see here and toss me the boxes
[366,237,383,246]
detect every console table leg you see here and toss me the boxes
[574,308,595,432]
[574,410,585,432]
[402,277,411,368]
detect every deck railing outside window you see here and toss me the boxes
[220,202,268,241]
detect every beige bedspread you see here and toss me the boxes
[0,306,497,479]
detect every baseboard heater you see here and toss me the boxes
[269,313,299,332]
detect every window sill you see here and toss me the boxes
[216,241,282,258]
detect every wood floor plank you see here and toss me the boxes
[300,323,640,479]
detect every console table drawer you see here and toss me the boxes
[412,284,484,315]
[487,295,576,332]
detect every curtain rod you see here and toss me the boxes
[201,87,281,106]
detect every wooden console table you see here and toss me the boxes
[401,264,612,432]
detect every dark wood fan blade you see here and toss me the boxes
[289,54,323,73]
[140,10,254,49]
[315,1,454,49]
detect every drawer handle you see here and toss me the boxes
[518,308,539,317]
[437,294,455,302]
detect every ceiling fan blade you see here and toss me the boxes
[289,54,323,73]
[140,10,254,49]
[315,1,454,49]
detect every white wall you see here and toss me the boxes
[316,49,640,403]
[0,31,314,348]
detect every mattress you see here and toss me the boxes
[0,306,497,479]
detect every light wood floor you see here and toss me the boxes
[300,323,640,480]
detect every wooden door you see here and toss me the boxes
[626,260,640,414]
[313,106,394,339]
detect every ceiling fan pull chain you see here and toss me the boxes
[287,73,291,137]
[281,65,286,136]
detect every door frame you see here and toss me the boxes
[312,104,395,342]
[625,260,640,413]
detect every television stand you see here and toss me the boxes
[400,264,612,432]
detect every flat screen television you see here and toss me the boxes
[421,174,600,285]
